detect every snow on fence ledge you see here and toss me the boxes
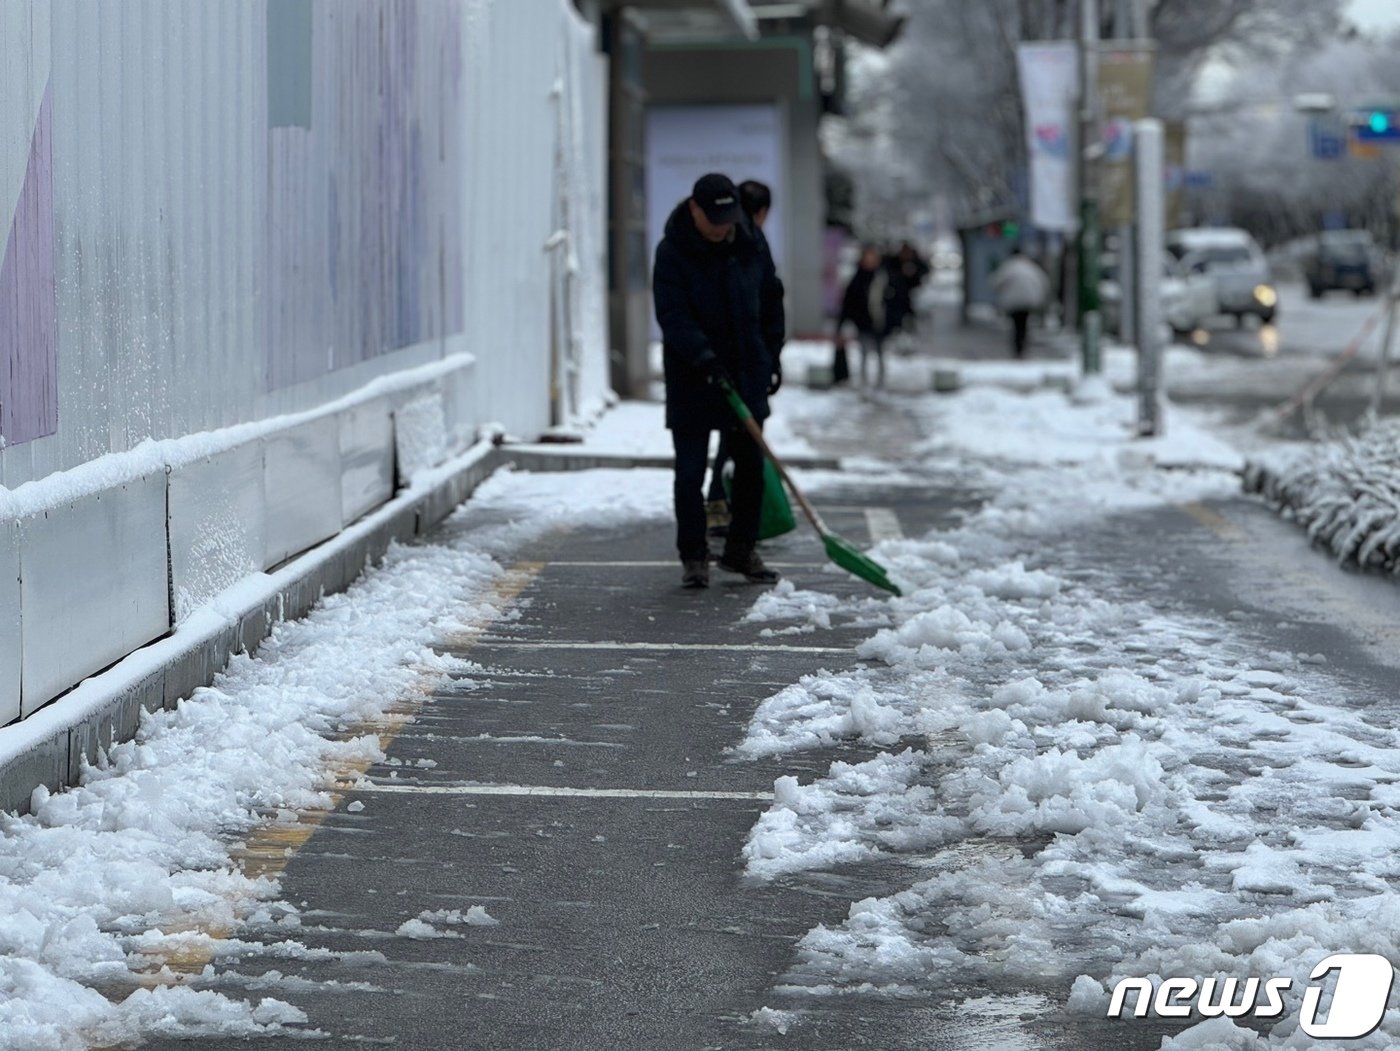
[0,355,478,732]
[1243,420,1400,573]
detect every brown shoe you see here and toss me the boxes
[717,545,780,584]
[681,559,710,589]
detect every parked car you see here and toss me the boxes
[1167,227,1277,326]
[1100,251,1218,339]
[1303,229,1378,298]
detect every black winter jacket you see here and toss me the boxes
[837,266,893,338]
[653,201,785,432]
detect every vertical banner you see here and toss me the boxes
[1098,45,1154,226]
[1016,43,1080,232]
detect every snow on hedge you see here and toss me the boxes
[1244,420,1400,572]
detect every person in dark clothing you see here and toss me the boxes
[738,180,773,228]
[706,179,784,539]
[886,241,931,335]
[654,173,785,589]
[836,246,893,388]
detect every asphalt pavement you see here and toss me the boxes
[128,289,1400,1049]
[133,462,1191,1049]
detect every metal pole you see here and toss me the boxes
[1079,0,1102,375]
[1129,0,1148,36]
[1135,118,1164,436]
[1372,287,1399,417]
[1114,0,1135,349]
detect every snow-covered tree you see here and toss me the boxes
[829,0,1348,233]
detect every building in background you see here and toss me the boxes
[587,0,904,397]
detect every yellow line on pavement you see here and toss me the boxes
[131,559,546,984]
[1181,502,1245,541]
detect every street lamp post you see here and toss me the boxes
[1135,118,1164,436]
[1079,0,1103,375]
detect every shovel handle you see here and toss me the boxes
[720,382,827,535]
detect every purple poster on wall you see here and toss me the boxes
[0,81,58,446]
[265,0,466,392]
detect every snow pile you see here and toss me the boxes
[917,382,1241,474]
[395,918,464,941]
[735,379,1400,1043]
[745,580,891,635]
[732,669,946,759]
[567,397,817,460]
[393,906,497,939]
[743,752,961,879]
[0,467,668,1050]
[1244,419,1400,572]
[751,543,1400,1039]
[0,528,503,1047]
[748,1005,798,1035]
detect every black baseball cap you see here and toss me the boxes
[691,173,744,225]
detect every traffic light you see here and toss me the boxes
[1354,108,1400,143]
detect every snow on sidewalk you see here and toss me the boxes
[0,468,670,1050]
[732,375,1400,1045]
[566,390,817,460]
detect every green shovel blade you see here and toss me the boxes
[720,378,899,596]
[823,531,902,596]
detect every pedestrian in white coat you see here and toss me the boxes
[991,248,1050,359]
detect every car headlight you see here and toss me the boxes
[1254,285,1278,308]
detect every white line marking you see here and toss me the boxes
[351,782,774,801]
[404,733,624,748]
[864,508,904,543]
[474,641,850,654]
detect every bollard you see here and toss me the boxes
[932,369,963,393]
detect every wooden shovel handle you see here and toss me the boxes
[720,383,827,535]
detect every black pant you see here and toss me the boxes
[1010,310,1030,358]
[706,431,731,502]
[673,425,763,562]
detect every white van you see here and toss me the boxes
[1166,227,1278,326]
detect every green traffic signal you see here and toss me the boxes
[1370,111,1390,134]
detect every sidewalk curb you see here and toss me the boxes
[0,441,506,816]
[0,440,841,815]
[502,446,842,472]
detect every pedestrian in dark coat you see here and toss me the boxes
[836,246,893,387]
[653,173,785,589]
[706,179,785,537]
[886,241,930,335]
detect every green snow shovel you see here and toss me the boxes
[719,381,901,596]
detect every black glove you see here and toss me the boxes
[694,349,732,387]
[767,365,782,396]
